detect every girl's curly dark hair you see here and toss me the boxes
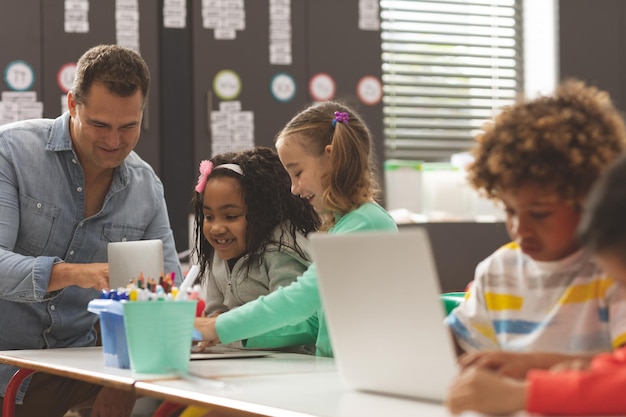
[467,80,626,204]
[191,146,321,280]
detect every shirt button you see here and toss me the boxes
[69,250,74,256]
[121,237,127,242]
[36,203,42,209]
[77,187,83,192]
[50,305,56,311]
[71,158,77,164]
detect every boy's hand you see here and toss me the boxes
[459,350,592,378]
[446,367,526,415]
[458,350,536,378]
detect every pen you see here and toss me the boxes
[175,265,200,301]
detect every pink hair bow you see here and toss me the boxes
[195,160,214,193]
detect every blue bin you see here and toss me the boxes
[100,311,130,369]
[88,299,129,369]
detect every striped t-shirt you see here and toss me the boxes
[445,242,626,353]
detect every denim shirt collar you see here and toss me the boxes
[45,112,73,152]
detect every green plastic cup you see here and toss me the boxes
[123,300,197,374]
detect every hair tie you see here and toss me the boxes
[332,111,349,127]
[195,161,244,193]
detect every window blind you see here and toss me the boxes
[380,0,524,161]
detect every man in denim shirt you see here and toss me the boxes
[0,45,182,416]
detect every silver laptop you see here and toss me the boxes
[107,239,164,289]
[310,229,458,402]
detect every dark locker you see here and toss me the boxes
[0,0,42,122]
[190,0,308,169]
[305,0,385,195]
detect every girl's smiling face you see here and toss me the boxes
[202,177,248,261]
[500,183,582,262]
[276,135,331,214]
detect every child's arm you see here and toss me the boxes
[527,366,626,415]
[241,314,318,350]
[448,350,626,416]
[458,350,595,378]
[526,347,626,414]
[214,264,321,346]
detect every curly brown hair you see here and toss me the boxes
[191,146,321,280]
[467,80,626,204]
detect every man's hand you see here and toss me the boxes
[49,262,110,292]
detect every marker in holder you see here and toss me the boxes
[89,268,200,373]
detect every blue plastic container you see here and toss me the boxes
[88,299,129,369]
[100,311,130,369]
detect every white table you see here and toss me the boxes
[0,346,491,417]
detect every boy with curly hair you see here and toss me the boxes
[445,80,626,377]
[447,151,626,416]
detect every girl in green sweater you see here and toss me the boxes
[194,101,398,357]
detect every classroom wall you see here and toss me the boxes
[0,0,618,256]
[559,0,626,113]
[0,0,384,253]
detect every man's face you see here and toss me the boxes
[68,82,144,172]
